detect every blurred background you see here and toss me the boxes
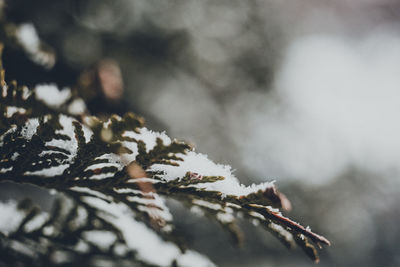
[2,0,400,266]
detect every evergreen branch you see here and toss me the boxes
[0,24,330,266]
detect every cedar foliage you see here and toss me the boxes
[0,11,329,267]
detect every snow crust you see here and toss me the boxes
[88,154,123,171]
[15,24,55,68]
[126,177,159,184]
[11,152,19,161]
[6,106,26,117]
[176,251,216,267]
[0,166,12,173]
[216,212,235,224]
[128,194,173,222]
[192,199,221,210]
[190,205,205,216]
[15,24,40,55]
[0,125,17,146]
[25,115,78,177]
[70,187,112,201]
[68,98,86,115]
[123,128,172,152]
[25,165,69,177]
[21,118,40,140]
[10,240,36,258]
[83,196,215,267]
[24,213,49,232]
[150,151,274,197]
[48,115,78,159]
[2,85,6,97]
[81,124,93,143]
[0,201,26,235]
[82,230,117,250]
[21,86,31,100]
[35,84,71,108]
[115,141,137,164]
[74,240,90,253]
[85,154,123,180]
[269,222,293,242]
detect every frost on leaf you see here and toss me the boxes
[0,40,329,266]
